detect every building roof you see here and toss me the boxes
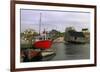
[68,31,85,37]
[82,28,88,31]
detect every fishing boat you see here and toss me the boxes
[33,32,52,49]
[21,13,55,62]
[33,13,52,49]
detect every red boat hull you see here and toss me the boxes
[33,40,52,49]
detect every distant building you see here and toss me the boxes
[67,31,86,43]
[23,29,36,35]
[21,29,38,48]
[82,28,90,43]
[64,27,75,42]
[64,27,89,44]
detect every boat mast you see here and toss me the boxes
[39,13,42,35]
[39,13,47,40]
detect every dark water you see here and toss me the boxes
[43,43,90,61]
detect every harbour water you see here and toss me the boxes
[43,42,90,61]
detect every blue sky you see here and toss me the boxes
[20,9,90,33]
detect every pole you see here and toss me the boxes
[39,13,42,35]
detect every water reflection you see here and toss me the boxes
[43,43,90,61]
[21,42,90,62]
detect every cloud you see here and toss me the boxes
[21,9,90,32]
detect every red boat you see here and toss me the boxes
[33,13,52,49]
[33,28,52,49]
[33,40,52,49]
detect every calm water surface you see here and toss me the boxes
[43,43,90,61]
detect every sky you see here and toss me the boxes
[20,9,90,33]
